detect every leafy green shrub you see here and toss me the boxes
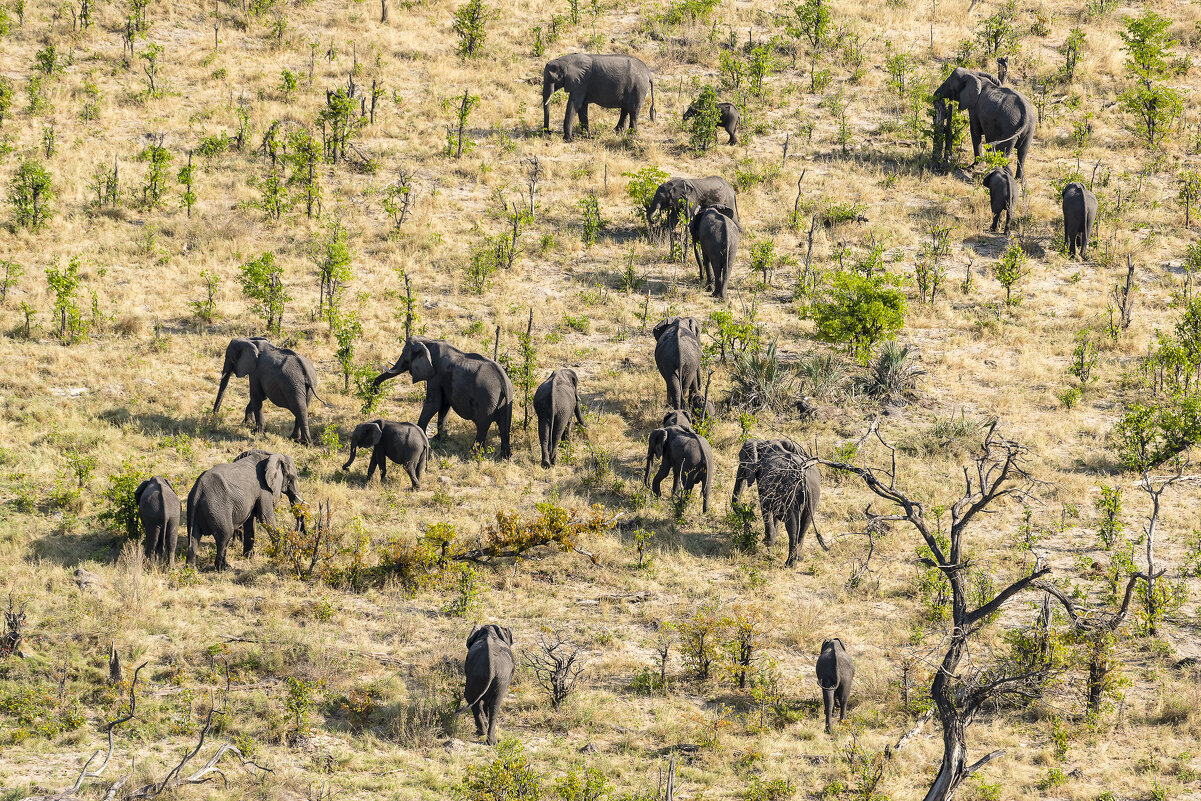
[745,777,795,801]
[855,341,924,404]
[730,341,796,413]
[238,251,289,335]
[554,766,612,801]
[1111,396,1201,471]
[453,0,490,57]
[993,243,1028,305]
[678,602,723,681]
[459,739,544,801]
[623,165,669,223]
[46,257,87,343]
[99,458,146,539]
[812,271,906,362]
[9,159,53,229]
[579,191,603,245]
[686,85,720,153]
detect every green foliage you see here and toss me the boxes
[730,341,796,413]
[578,191,603,246]
[189,268,220,324]
[238,251,289,335]
[319,88,363,163]
[177,153,196,216]
[139,41,164,96]
[678,602,723,680]
[332,308,362,391]
[9,159,53,229]
[624,165,669,222]
[1118,12,1182,147]
[138,141,173,208]
[459,739,544,801]
[1178,170,1201,227]
[285,128,322,217]
[0,259,23,304]
[0,77,13,126]
[46,256,87,343]
[788,0,830,50]
[812,271,907,362]
[656,0,720,26]
[452,0,490,57]
[279,68,299,100]
[1111,396,1201,471]
[1068,328,1097,385]
[1062,27,1085,82]
[554,766,612,801]
[821,90,851,151]
[1095,484,1124,549]
[284,676,318,742]
[383,171,413,232]
[745,777,795,801]
[443,91,480,158]
[314,217,353,322]
[992,243,1028,305]
[441,563,480,617]
[686,85,721,154]
[99,458,145,539]
[707,308,759,363]
[975,0,1018,55]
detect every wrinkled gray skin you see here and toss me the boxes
[646,176,739,231]
[342,419,430,488]
[534,369,587,468]
[1062,182,1098,260]
[683,100,739,145]
[933,67,1036,180]
[213,337,325,445]
[982,165,1018,234]
[136,476,180,566]
[996,57,1008,85]
[373,337,515,459]
[662,409,693,430]
[816,638,854,734]
[542,54,655,141]
[644,425,713,513]
[652,317,703,410]
[689,205,740,299]
[187,451,302,570]
[464,624,515,746]
[732,439,821,567]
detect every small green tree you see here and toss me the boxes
[285,128,322,217]
[975,0,1018,55]
[138,139,173,208]
[314,217,352,322]
[140,41,164,97]
[190,268,220,323]
[993,243,1028,305]
[623,165,669,230]
[459,740,544,801]
[0,77,13,126]
[812,270,907,362]
[0,259,23,304]
[239,251,289,335]
[686,85,721,154]
[788,0,830,92]
[443,90,480,157]
[1117,12,1182,147]
[178,151,195,216]
[46,256,87,343]
[99,458,146,539]
[1178,170,1201,229]
[332,308,362,391]
[9,159,53,229]
[319,88,362,163]
[578,191,603,246]
[1062,27,1085,82]
[452,0,490,58]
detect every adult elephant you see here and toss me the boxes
[646,177,738,231]
[1062,182,1098,260]
[644,425,713,513]
[542,53,655,142]
[464,624,515,746]
[135,476,180,566]
[212,337,326,445]
[816,638,854,734]
[533,369,587,468]
[373,337,514,459]
[933,67,1036,180]
[689,205,740,299]
[731,439,821,567]
[652,316,703,410]
[186,450,303,570]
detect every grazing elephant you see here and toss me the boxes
[373,337,515,459]
[982,165,1018,234]
[135,476,180,566]
[542,53,655,141]
[534,369,587,468]
[342,419,430,488]
[816,638,854,733]
[689,205,740,299]
[1062,182,1098,260]
[644,425,713,513]
[933,67,1037,180]
[213,337,326,445]
[187,451,303,570]
[652,317,703,410]
[731,439,821,566]
[683,99,739,145]
[646,177,739,231]
[464,624,515,746]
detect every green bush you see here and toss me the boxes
[238,251,289,335]
[1111,396,1201,471]
[812,271,906,362]
[459,739,544,801]
[9,159,53,229]
[686,85,720,153]
[99,458,145,539]
[453,0,490,57]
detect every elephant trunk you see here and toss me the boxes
[732,470,748,503]
[371,367,401,388]
[643,444,655,486]
[342,445,358,471]
[213,368,233,414]
[542,77,555,131]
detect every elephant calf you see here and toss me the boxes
[683,99,739,145]
[816,638,854,734]
[644,425,713,513]
[1062,182,1098,260]
[652,316,704,411]
[465,624,515,746]
[982,166,1017,235]
[534,369,587,468]
[343,419,430,488]
[732,439,821,567]
[136,476,181,566]
[689,205,740,299]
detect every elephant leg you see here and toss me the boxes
[784,513,802,567]
[838,686,849,721]
[471,703,486,736]
[670,463,682,498]
[417,396,441,439]
[377,453,389,483]
[628,103,639,133]
[616,108,628,132]
[165,521,178,568]
[295,407,312,446]
[989,211,1000,233]
[404,461,420,489]
[473,418,491,453]
[563,98,578,141]
[762,509,777,546]
[651,462,671,497]
[435,406,450,441]
[538,417,553,468]
[243,517,255,558]
[497,408,512,460]
[215,531,229,571]
[144,525,158,561]
[367,451,380,482]
[550,416,569,465]
[486,686,506,746]
[823,687,835,733]
[579,103,590,133]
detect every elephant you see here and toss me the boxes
[731,439,821,566]
[933,67,1037,180]
[662,409,693,430]
[644,425,713,513]
[982,165,1018,234]
[533,369,587,468]
[186,450,303,570]
[996,56,1009,85]
[542,53,655,142]
[646,177,739,232]
[683,99,739,145]
[212,337,326,445]
[342,419,430,488]
[464,624,515,746]
[373,337,515,459]
[689,205,740,299]
[135,476,180,566]
[816,638,854,734]
[1062,182,1098,260]
[652,317,704,410]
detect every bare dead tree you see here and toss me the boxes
[522,630,585,709]
[2,592,27,657]
[69,662,147,794]
[819,420,1051,801]
[1135,461,1200,635]
[523,156,543,219]
[1111,257,1135,334]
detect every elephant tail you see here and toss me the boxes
[649,78,656,121]
[465,675,495,710]
[309,386,330,407]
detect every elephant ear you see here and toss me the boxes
[682,317,702,338]
[710,205,737,221]
[134,479,153,507]
[410,341,436,382]
[650,428,669,458]
[233,339,260,377]
[981,170,995,189]
[958,73,982,107]
[561,369,578,388]
[652,318,672,341]
[688,212,703,240]
[466,626,483,650]
[498,626,514,646]
[264,454,286,500]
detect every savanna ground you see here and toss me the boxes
[1,0,1201,797]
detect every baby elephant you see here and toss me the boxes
[533,369,587,468]
[465,624,515,746]
[342,419,430,488]
[135,476,181,566]
[683,99,740,145]
[644,425,714,513]
[982,165,1017,234]
[816,638,854,734]
[689,205,740,299]
[1062,182,1098,260]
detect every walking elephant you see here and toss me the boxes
[373,337,514,459]
[644,425,713,513]
[646,176,738,231]
[187,450,303,570]
[982,165,1018,234]
[342,419,430,488]
[212,337,326,445]
[135,476,180,566]
[816,638,854,733]
[464,624,515,746]
[689,205,740,299]
[683,99,739,145]
[731,439,821,566]
[652,317,703,410]
[542,53,655,141]
[1062,182,1098,260]
[534,369,587,468]
[933,67,1037,180]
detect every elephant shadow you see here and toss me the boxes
[98,407,252,446]
[27,530,116,569]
